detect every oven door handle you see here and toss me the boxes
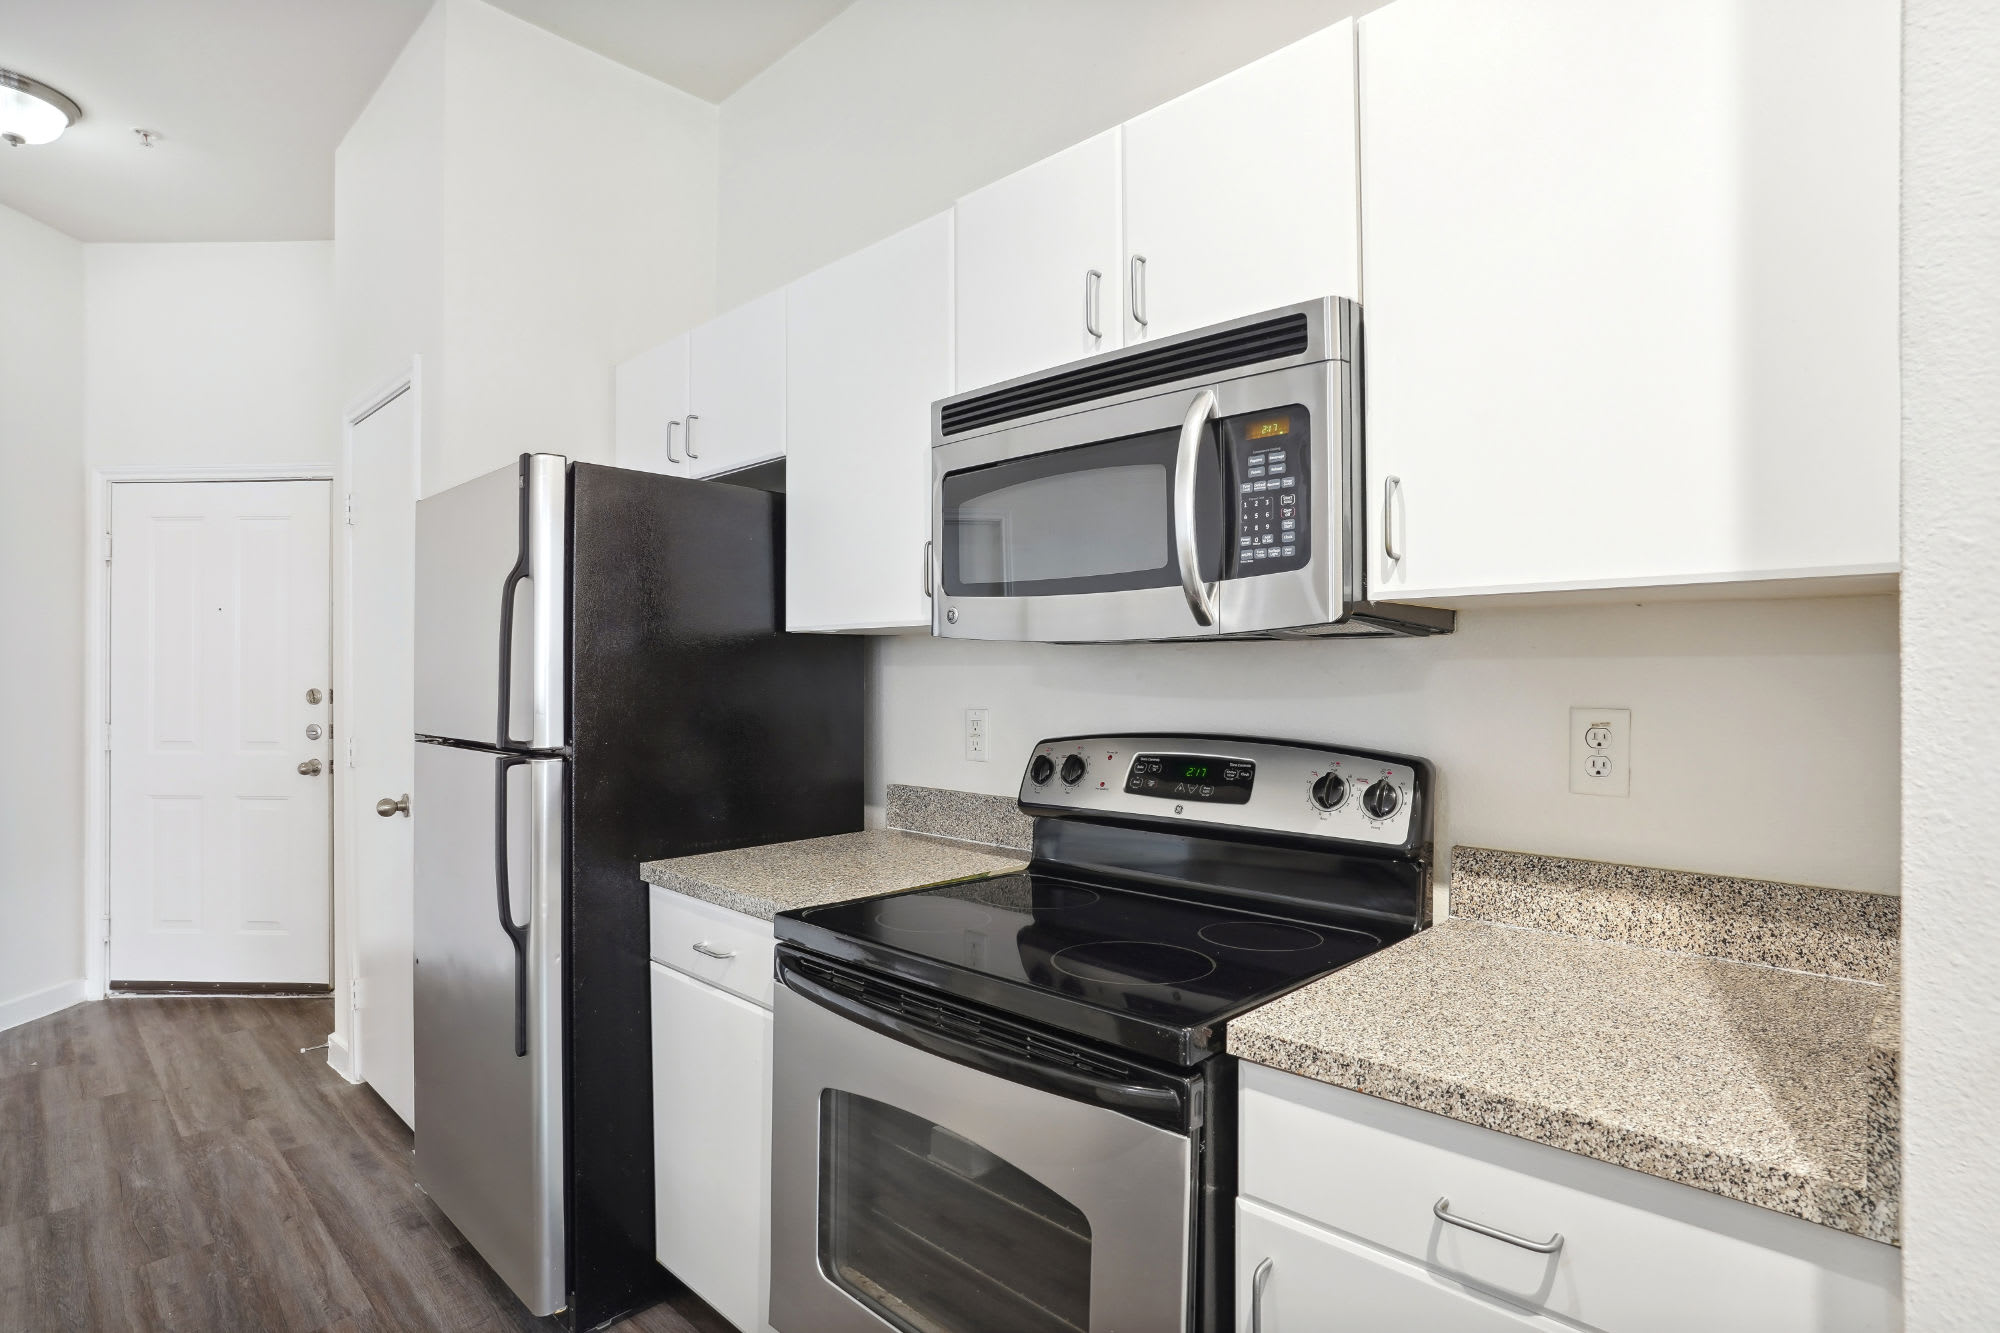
[1174,388,1220,628]
[780,958,1189,1129]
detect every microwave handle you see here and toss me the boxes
[1174,388,1220,627]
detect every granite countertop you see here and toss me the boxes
[641,828,1027,921]
[1228,848,1901,1244]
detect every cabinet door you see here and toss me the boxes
[954,129,1123,392]
[1122,20,1359,343]
[688,288,787,479]
[785,211,953,633]
[1359,0,1898,599]
[651,962,773,1333]
[613,335,690,476]
[1237,1199,1558,1333]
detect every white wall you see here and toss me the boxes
[1901,0,2000,1322]
[0,203,86,1028]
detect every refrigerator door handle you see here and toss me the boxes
[495,754,531,1056]
[495,456,532,749]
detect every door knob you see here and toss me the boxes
[298,759,323,776]
[377,794,410,818]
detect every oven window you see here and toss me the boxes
[819,1091,1092,1333]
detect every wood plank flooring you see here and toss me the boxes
[0,997,736,1333]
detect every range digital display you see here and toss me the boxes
[1124,753,1255,804]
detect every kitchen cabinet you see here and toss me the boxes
[687,288,787,480]
[1358,0,1899,600]
[613,334,690,476]
[785,211,953,633]
[1122,19,1359,343]
[954,129,1123,392]
[1237,1063,1900,1333]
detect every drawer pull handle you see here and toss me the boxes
[691,941,737,961]
[1250,1256,1273,1333]
[1433,1197,1564,1254]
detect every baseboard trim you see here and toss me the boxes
[325,1031,359,1083]
[0,979,87,1034]
[108,980,334,997]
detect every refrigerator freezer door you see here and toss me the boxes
[415,454,568,750]
[413,740,566,1316]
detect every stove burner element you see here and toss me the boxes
[1050,940,1218,988]
[1034,884,1101,911]
[870,897,993,933]
[1197,920,1326,953]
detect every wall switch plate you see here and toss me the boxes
[964,707,990,761]
[1569,707,1631,796]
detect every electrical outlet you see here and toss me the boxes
[964,707,990,762]
[1569,707,1631,796]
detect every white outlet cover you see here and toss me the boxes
[1569,707,1631,796]
[964,707,990,762]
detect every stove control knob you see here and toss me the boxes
[1029,754,1055,785]
[1309,772,1347,810]
[1059,753,1087,785]
[1362,778,1401,820]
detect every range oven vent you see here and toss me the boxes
[940,312,1312,437]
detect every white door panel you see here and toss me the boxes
[614,335,692,476]
[688,289,787,478]
[109,480,332,984]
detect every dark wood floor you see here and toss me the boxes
[0,996,736,1333]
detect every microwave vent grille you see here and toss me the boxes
[940,312,1312,437]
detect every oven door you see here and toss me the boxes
[930,360,1343,642]
[771,955,1197,1333]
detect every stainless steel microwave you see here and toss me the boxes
[928,298,1454,642]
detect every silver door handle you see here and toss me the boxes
[923,540,934,597]
[685,413,700,460]
[376,794,410,818]
[1173,388,1219,627]
[1433,1197,1564,1254]
[1129,254,1149,328]
[1384,475,1405,562]
[666,419,683,464]
[691,941,736,960]
[1250,1256,1273,1333]
[1084,268,1103,339]
[297,759,323,776]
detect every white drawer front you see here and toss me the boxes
[1239,1072,1900,1333]
[648,886,776,1009]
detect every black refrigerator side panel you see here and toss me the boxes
[563,462,864,1329]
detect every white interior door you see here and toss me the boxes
[348,385,419,1125]
[109,480,332,984]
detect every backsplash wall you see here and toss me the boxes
[868,594,1900,895]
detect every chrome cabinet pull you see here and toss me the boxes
[1433,1197,1564,1254]
[1084,268,1104,339]
[691,941,736,961]
[685,413,701,461]
[923,540,934,597]
[666,419,683,465]
[376,793,410,818]
[1383,475,1405,562]
[1173,389,1220,627]
[1129,254,1149,328]
[1250,1256,1274,1333]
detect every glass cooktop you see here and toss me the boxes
[775,872,1400,1066]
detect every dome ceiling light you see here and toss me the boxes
[0,69,82,147]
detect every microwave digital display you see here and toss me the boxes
[1244,417,1291,441]
[1124,753,1256,804]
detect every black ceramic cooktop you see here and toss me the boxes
[776,872,1399,1066]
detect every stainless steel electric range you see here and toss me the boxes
[768,734,1434,1333]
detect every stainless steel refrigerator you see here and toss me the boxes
[412,454,862,1327]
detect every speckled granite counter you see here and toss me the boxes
[1229,849,1901,1243]
[641,830,1026,921]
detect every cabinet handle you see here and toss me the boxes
[1249,1256,1273,1333]
[924,540,934,597]
[685,413,701,461]
[1432,1197,1564,1254]
[666,419,683,465]
[691,941,736,961]
[1129,254,1149,329]
[1383,475,1405,562]
[1084,269,1104,340]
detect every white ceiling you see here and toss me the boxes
[0,0,852,242]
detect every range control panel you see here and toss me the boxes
[1230,406,1309,577]
[1019,734,1429,853]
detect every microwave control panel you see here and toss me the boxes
[1230,407,1309,577]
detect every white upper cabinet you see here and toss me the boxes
[687,287,788,480]
[1359,0,1900,600]
[786,212,954,633]
[954,130,1124,393]
[613,334,690,476]
[1122,19,1360,343]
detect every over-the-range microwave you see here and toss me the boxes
[927,297,1454,642]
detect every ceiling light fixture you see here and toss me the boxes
[0,69,82,147]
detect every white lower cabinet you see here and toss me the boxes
[650,959,774,1333]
